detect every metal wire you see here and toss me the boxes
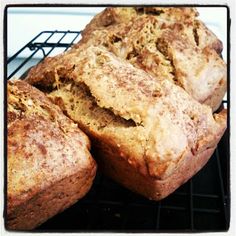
[7,30,229,232]
[7,30,81,80]
[8,32,55,79]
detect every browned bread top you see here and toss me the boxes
[25,7,226,111]
[81,7,222,54]
[81,7,198,42]
[77,7,226,111]
[25,45,227,180]
[7,80,95,213]
[85,24,225,105]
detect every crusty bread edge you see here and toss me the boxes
[6,162,96,230]
[203,77,227,112]
[91,123,226,201]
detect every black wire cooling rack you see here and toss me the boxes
[7,30,230,232]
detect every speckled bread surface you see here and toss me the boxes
[24,8,226,112]
[25,45,227,200]
[77,7,226,111]
[7,80,97,230]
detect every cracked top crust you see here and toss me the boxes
[25,45,227,180]
[25,7,226,112]
[75,7,226,111]
[81,7,222,53]
[7,80,94,212]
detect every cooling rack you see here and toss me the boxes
[6,30,230,232]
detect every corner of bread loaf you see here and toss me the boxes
[214,109,227,129]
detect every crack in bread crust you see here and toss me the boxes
[22,7,227,200]
[25,7,226,112]
[26,45,227,180]
[77,7,226,111]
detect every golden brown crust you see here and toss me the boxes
[81,7,138,37]
[93,138,218,200]
[194,19,223,54]
[81,7,199,38]
[25,7,226,112]
[24,44,227,200]
[7,80,97,230]
[155,30,226,107]
[7,164,96,230]
[91,106,226,200]
[203,76,227,112]
[81,7,221,53]
[77,7,226,111]
[84,102,226,200]
[22,7,227,200]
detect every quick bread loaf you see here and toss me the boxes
[24,8,226,112]
[78,7,226,111]
[7,80,96,230]
[25,45,227,200]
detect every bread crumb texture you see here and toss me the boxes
[78,7,226,111]
[25,45,226,180]
[25,7,226,111]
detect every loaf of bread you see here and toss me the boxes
[24,8,226,112]
[7,80,96,230]
[25,45,227,200]
[76,7,226,111]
